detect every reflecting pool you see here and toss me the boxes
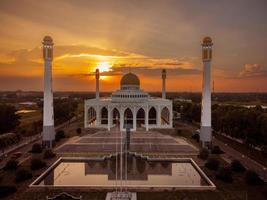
[32,156,215,189]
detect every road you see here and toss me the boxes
[213,136,267,181]
[175,121,267,181]
[0,115,81,169]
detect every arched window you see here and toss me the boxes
[88,107,96,126]
[148,107,157,124]
[101,107,108,125]
[136,108,145,127]
[112,108,120,125]
[161,107,170,125]
[124,108,133,128]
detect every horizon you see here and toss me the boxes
[0,0,267,92]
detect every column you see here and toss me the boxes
[96,105,100,126]
[169,105,173,128]
[84,105,88,128]
[108,106,111,131]
[145,106,149,131]
[133,107,137,131]
[120,109,124,131]
[157,106,161,127]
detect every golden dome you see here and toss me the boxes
[203,36,212,45]
[120,72,140,86]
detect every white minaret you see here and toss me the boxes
[200,36,213,148]
[95,68,100,99]
[42,36,55,148]
[162,69,166,99]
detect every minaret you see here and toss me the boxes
[42,36,55,148]
[200,36,213,148]
[162,69,166,99]
[95,68,100,99]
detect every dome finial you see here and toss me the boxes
[202,36,213,46]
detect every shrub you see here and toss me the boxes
[211,145,224,154]
[43,149,56,159]
[216,167,233,183]
[3,160,18,171]
[55,130,66,142]
[136,157,146,174]
[230,160,246,173]
[191,133,200,142]
[76,128,82,135]
[31,143,42,153]
[161,162,170,169]
[245,170,264,185]
[0,186,17,198]
[205,158,220,170]
[30,158,46,170]
[198,148,209,160]
[15,169,32,182]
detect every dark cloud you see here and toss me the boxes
[84,66,201,77]
[238,64,267,78]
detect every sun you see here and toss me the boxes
[96,61,112,73]
[94,61,112,80]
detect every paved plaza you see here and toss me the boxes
[56,130,198,155]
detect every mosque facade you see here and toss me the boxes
[84,70,173,131]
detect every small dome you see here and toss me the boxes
[203,36,212,45]
[43,36,53,44]
[120,72,140,86]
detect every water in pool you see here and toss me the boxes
[37,156,209,187]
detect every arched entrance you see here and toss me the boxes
[88,107,96,126]
[148,107,157,124]
[112,108,120,126]
[101,107,108,125]
[124,108,133,128]
[161,107,170,125]
[136,108,145,127]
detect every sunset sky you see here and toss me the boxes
[0,0,266,92]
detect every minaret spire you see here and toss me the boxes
[200,36,213,148]
[162,69,166,99]
[95,68,100,99]
[42,36,55,148]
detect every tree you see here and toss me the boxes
[216,167,233,183]
[31,143,42,153]
[30,158,46,170]
[15,169,32,182]
[54,99,78,125]
[198,148,209,160]
[245,170,264,185]
[230,160,246,173]
[55,130,66,142]
[0,104,20,134]
[205,158,220,170]
[76,128,82,135]
[3,160,19,171]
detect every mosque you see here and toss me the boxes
[84,69,173,131]
[42,35,213,148]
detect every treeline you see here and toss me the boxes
[37,98,79,125]
[0,104,20,134]
[174,101,267,148]
[212,104,267,148]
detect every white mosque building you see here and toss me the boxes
[84,69,173,131]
